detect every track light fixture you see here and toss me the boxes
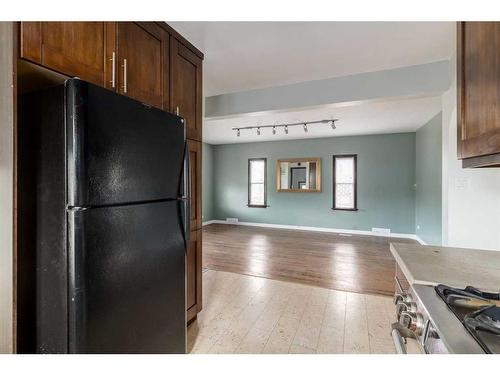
[233,118,338,138]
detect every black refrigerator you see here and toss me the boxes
[20,79,188,353]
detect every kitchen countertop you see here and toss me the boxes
[390,242,500,292]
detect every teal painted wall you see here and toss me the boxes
[415,113,442,245]
[202,143,215,221]
[211,133,416,233]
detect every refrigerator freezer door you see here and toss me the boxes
[66,79,185,207]
[68,201,186,353]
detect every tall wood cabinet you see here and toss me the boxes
[457,22,500,168]
[186,230,202,322]
[187,140,203,230]
[18,21,204,323]
[185,136,202,322]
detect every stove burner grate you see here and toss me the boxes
[435,284,500,354]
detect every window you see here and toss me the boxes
[333,155,357,210]
[248,158,267,207]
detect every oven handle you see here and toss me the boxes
[391,322,425,354]
[391,326,407,354]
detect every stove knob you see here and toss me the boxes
[393,293,412,305]
[393,293,406,305]
[399,311,425,335]
[396,301,417,319]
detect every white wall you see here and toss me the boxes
[0,22,15,353]
[442,28,500,251]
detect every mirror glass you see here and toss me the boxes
[276,158,321,192]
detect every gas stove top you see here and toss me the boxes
[435,285,500,354]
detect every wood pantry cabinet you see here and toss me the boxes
[186,140,203,321]
[17,21,204,323]
[186,229,202,323]
[457,22,500,167]
[187,140,202,231]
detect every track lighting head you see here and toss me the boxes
[257,127,261,135]
[330,120,336,130]
[237,129,240,137]
[284,125,288,134]
[303,123,308,133]
[272,126,276,135]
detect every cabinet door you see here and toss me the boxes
[116,22,169,109]
[186,229,202,323]
[170,37,203,141]
[458,22,500,160]
[188,140,202,230]
[20,22,111,87]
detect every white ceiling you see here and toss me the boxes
[169,21,454,96]
[203,96,442,145]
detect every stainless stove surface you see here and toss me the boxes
[392,284,485,354]
[412,284,484,354]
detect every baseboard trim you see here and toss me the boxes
[202,220,217,226]
[414,235,427,245]
[203,219,426,243]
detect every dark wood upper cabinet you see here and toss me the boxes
[458,22,500,167]
[116,22,169,110]
[188,140,202,230]
[20,22,110,87]
[171,37,203,141]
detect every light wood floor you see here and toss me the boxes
[202,224,417,296]
[187,270,422,354]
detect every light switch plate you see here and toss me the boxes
[455,177,469,190]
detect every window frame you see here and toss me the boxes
[247,158,268,208]
[332,154,358,211]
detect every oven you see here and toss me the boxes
[391,273,485,354]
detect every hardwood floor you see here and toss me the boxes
[187,270,422,354]
[202,224,417,296]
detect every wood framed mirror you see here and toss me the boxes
[276,158,321,192]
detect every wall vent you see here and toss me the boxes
[226,218,239,224]
[372,227,391,235]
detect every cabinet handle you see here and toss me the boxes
[122,59,127,93]
[110,52,116,88]
[176,106,180,116]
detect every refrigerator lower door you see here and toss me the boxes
[68,201,186,353]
